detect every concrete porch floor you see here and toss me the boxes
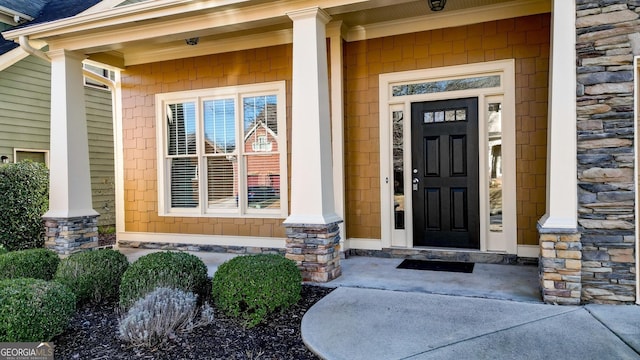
[313,256,541,302]
[118,247,540,302]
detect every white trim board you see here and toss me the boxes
[517,245,539,258]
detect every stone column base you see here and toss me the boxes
[539,231,582,305]
[44,215,99,255]
[284,221,342,282]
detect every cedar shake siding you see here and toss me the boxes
[121,44,292,238]
[344,14,551,245]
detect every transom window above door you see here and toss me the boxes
[156,81,287,218]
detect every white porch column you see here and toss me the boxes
[538,0,577,232]
[44,49,99,255]
[284,7,342,283]
[537,0,581,305]
[327,21,347,252]
[284,7,340,226]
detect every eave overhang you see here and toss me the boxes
[1,0,550,67]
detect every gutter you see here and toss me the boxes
[18,35,115,90]
[18,35,49,62]
[0,5,33,25]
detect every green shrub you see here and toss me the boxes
[119,251,208,310]
[0,245,7,256]
[0,161,49,251]
[0,248,60,280]
[212,254,302,327]
[54,249,129,304]
[0,278,76,342]
[119,287,214,347]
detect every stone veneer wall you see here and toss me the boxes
[576,0,637,303]
[44,216,99,255]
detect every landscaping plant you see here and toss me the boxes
[0,248,60,280]
[118,287,214,347]
[54,249,129,304]
[0,278,75,341]
[119,251,209,310]
[0,161,49,250]
[212,254,302,327]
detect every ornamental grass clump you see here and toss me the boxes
[118,287,214,347]
[54,249,129,304]
[0,161,48,251]
[212,254,302,328]
[119,251,209,310]
[0,248,60,281]
[0,278,75,342]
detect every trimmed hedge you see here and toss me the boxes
[212,254,301,327]
[54,249,129,304]
[119,251,209,310]
[0,248,60,281]
[0,161,49,251]
[0,278,76,342]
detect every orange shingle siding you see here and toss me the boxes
[121,44,293,238]
[344,14,550,245]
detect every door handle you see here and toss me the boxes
[413,177,419,191]
[413,178,420,184]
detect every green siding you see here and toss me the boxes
[0,56,51,154]
[0,55,116,227]
[85,87,116,227]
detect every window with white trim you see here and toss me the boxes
[156,81,287,217]
[83,63,115,89]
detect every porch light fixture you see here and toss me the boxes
[1,156,8,164]
[428,0,446,11]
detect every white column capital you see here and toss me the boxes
[286,7,331,24]
[326,20,346,38]
[46,48,87,62]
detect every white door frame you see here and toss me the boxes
[379,59,517,253]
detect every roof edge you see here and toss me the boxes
[1,0,245,41]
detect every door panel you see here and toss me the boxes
[425,188,441,230]
[412,98,479,248]
[425,137,440,176]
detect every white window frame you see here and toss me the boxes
[83,62,115,90]
[156,81,287,218]
[379,59,516,254]
[13,148,49,167]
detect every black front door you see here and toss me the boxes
[411,98,479,249]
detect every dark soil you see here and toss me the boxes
[53,285,333,360]
[98,233,116,247]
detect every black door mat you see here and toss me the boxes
[397,259,474,273]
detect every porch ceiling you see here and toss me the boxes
[2,0,548,68]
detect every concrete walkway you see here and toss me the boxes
[118,248,640,360]
[303,257,640,360]
[302,288,640,360]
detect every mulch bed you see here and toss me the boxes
[98,233,117,247]
[53,285,333,360]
